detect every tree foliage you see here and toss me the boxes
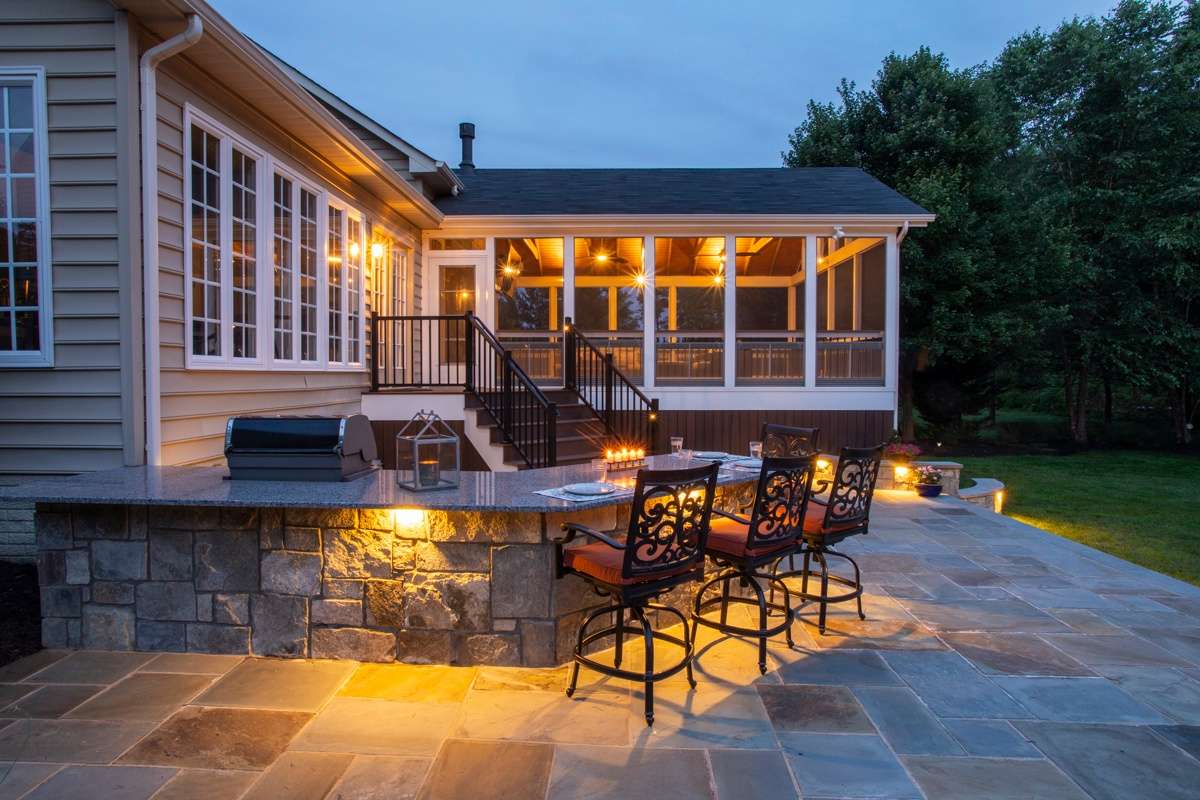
[785,0,1200,445]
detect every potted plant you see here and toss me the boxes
[913,465,943,497]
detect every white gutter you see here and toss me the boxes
[897,220,911,244]
[140,14,202,466]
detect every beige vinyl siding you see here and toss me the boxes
[0,0,136,477]
[153,65,420,466]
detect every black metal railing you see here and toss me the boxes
[370,313,558,468]
[564,317,658,452]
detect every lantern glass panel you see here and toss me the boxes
[394,410,461,491]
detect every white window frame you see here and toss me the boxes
[0,67,53,368]
[183,104,367,372]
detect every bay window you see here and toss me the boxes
[185,106,367,370]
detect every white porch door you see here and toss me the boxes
[425,252,488,385]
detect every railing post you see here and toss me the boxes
[649,398,659,454]
[546,402,557,467]
[502,352,514,437]
[463,312,475,392]
[564,317,576,392]
[603,352,615,431]
[369,316,379,392]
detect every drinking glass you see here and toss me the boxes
[749,441,763,459]
[670,436,684,455]
[589,458,609,483]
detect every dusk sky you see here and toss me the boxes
[211,0,1117,169]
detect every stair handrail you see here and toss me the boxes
[563,317,659,451]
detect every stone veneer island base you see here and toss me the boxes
[35,503,628,667]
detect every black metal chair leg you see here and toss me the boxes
[778,577,796,648]
[817,551,830,634]
[801,548,812,598]
[846,552,866,620]
[653,602,698,690]
[719,576,731,626]
[614,606,625,668]
[567,605,597,698]
[745,576,770,675]
[634,606,655,726]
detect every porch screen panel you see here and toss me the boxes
[298,188,319,362]
[573,237,644,383]
[230,149,257,359]
[189,125,221,357]
[735,237,804,385]
[495,237,563,383]
[327,207,344,363]
[816,236,884,385]
[272,175,294,360]
[653,236,724,386]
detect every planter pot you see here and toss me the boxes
[915,483,943,498]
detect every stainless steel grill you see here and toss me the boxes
[224,414,379,481]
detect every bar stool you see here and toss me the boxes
[692,455,817,674]
[762,424,820,457]
[553,463,719,726]
[777,445,883,634]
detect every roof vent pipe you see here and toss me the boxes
[458,122,475,170]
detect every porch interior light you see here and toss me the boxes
[633,272,647,287]
[502,265,518,277]
[596,253,609,263]
[371,242,385,259]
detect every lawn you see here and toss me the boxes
[957,451,1200,587]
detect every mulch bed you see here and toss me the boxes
[0,561,41,667]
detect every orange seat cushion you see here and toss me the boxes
[562,541,697,586]
[802,505,862,536]
[705,515,796,558]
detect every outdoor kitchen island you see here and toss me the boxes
[5,457,760,667]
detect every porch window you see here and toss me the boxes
[735,237,805,385]
[188,125,223,358]
[298,188,319,362]
[653,236,724,386]
[327,206,343,363]
[573,237,644,383]
[0,71,52,367]
[816,235,885,385]
[495,237,563,382]
[271,174,294,360]
[230,149,258,359]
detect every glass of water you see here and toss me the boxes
[670,436,684,456]
[749,441,763,459]
[589,457,609,483]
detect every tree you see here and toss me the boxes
[784,48,1023,440]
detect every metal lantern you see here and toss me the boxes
[394,409,460,491]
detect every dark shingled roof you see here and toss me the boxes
[434,167,930,217]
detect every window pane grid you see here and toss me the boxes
[346,218,361,363]
[0,83,39,353]
[189,125,221,357]
[272,174,293,360]
[299,188,319,362]
[230,149,257,359]
[327,207,344,362]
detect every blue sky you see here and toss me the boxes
[211,0,1117,169]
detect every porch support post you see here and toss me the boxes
[723,234,736,388]
[643,235,655,388]
[804,235,817,388]
[562,235,575,327]
[885,233,899,393]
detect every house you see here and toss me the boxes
[0,0,932,499]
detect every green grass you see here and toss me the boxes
[957,451,1200,587]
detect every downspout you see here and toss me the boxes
[139,15,202,466]
[897,220,911,245]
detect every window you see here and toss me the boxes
[816,235,885,385]
[735,237,805,385]
[272,174,294,360]
[0,70,50,366]
[185,107,366,370]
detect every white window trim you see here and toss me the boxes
[0,67,53,368]
[182,104,368,373]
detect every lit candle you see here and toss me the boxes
[418,458,440,487]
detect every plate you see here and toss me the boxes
[732,458,763,470]
[694,451,728,460]
[562,482,617,496]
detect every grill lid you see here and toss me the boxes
[225,416,347,454]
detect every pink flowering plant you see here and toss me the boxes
[914,465,943,485]
[883,442,922,461]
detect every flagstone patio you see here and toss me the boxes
[1,492,1199,799]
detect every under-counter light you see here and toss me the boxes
[392,508,426,528]
[894,465,911,482]
[994,490,1005,514]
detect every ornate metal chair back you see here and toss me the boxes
[744,455,818,551]
[821,445,884,533]
[621,463,720,581]
[761,424,820,457]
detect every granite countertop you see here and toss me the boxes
[0,455,759,512]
